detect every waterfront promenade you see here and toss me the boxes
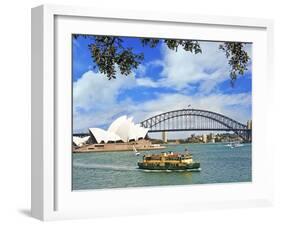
[73,139,165,153]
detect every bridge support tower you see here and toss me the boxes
[246,120,252,142]
[162,131,168,143]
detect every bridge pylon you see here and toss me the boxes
[162,131,167,143]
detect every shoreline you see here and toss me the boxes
[73,141,251,153]
[73,145,165,153]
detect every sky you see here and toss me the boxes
[72,36,252,139]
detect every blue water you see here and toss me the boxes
[72,143,252,190]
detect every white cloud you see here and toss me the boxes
[136,77,159,88]
[73,70,135,111]
[136,41,252,94]
[135,64,147,77]
[153,41,230,92]
[73,70,136,131]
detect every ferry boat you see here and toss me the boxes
[137,151,200,171]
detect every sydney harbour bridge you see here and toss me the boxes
[74,108,252,142]
[140,109,251,142]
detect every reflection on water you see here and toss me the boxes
[72,143,251,190]
[74,162,138,171]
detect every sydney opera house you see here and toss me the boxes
[89,115,149,144]
[73,115,164,152]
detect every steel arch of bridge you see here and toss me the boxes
[140,109,251,141]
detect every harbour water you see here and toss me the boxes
[72,143,252,190]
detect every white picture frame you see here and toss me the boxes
[31,4,274,221]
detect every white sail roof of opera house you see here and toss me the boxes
[73,136,90,147]
[107,115,127,134]
[89,128,122,144]
[89,115,149,144]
